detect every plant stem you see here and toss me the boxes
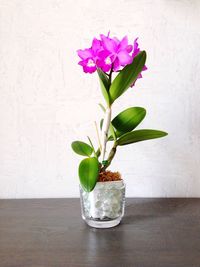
[108,68,113,86]
[101,106,111,162]
[101,142,117,171]
[104,72,109,77]
[100,67,113,163]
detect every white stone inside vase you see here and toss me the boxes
[81,181,125,220]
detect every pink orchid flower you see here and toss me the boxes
[98,34,133,71]
[77,33,147,87]
[77,38,101,73]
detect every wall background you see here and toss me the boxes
[0,0,200,198]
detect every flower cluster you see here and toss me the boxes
[77,33,147,80]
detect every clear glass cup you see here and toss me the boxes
[80,180,125,228]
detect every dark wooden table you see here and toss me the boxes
[0,198,200,267]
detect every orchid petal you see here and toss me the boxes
[132,38,140,58]
[126,44,133,53]
[77,48,93,60]
[92,38,101,54]
[143,65,148,71]
[97,50,112,72]
[83,65,96,73]
[100,34,117,52]
[78,58,96,73]
[134,38,139,51]
[118,50,133,65]
[118,36,128,51]
[113,57,120,71]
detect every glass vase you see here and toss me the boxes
[80,180,125,228]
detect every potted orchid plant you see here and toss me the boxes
[72,33,167,228]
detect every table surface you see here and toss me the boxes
[0,198,200,267]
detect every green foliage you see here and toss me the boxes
[78,157,99,192]
[97,68,110,106]
[112,107,146,135]
[117,129,168,146]
[71,141,93,157]
[109,51,146,103]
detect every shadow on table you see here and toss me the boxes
[122,198,197,224]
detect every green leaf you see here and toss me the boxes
[71,141,93,156]
[97,68,110,106]
[117,129,168,146]
[112,107,146,134]
[79,157,99,192]
[109,51,146,103]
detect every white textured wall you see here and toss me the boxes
[0,0,200,198]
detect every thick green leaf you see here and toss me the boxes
[97,68,110,106]
[112,107,146,134]
[117,129,168,146]
[109,51,146,103]
[71,141,93,156]
[79,157,99,192]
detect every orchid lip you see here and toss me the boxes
[87,59,95,67]
[105,57,112,65]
